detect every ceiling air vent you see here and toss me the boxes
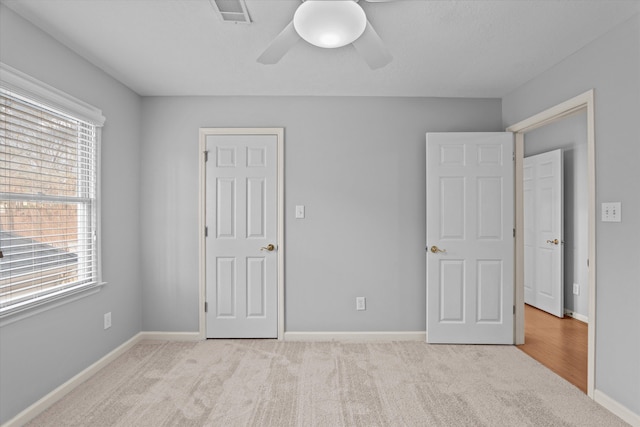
[210,0,251,24]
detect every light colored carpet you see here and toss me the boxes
[28,340,627,426]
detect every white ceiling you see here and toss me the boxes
[2,0,639,97]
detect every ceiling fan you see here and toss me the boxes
[257,0,397,70]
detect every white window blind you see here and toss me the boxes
[0,91,100,316]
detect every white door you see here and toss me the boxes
[426,133,514,344]
[523,149,564,317]
[205,133,278,338]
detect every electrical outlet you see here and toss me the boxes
[573,283,580,296]
[356,297,366,311]
[104,312,112,329]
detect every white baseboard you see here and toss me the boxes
[138,331,202,341]
[594,389,640,427]
[3,331,202,427]
[564,309,588,323]
[3,333,143,427]
[284,331,426,342]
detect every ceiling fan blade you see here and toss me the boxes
[257,21,301,64]
[352,21,392,70]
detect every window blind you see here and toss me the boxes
[0,92,99,315]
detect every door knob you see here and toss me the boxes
[430,245,446,254]
[546,239,560,245]
[260,244,275,251]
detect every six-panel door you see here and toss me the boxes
[426,133,514,344]
[524,149,564,317]
[205,134,278,338]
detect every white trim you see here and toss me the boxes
[0,284,103,326]
[198,128,285,340]
[198,140,207,341]
[276,128,285,340]
[284,331,427,342]
[506,91,591,134]
[138,331,202,341]
[563,309,588,323]
[2,333,142,427]
[513,132,525,345]
[96,127,104,296]
[585,91,597,399]
[0,62,105,126]
[507,89,596,398]
[594,390,640,427]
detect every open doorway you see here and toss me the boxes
[507,90,596,398]
[518,112,589,393]
[524,112,589,321]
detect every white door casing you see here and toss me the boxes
[524,150,564,317]
[201,129,283,338]
[509,90,596,397]
[426,132,514,344]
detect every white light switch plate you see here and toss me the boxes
[601,202,621,222]
[295,205,305,219]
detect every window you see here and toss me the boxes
[0,64,105,317]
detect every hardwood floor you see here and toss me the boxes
[517,304,588,393]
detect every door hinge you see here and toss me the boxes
[205,226,208,237]
[513,228,516,238]
[513,305,516,314]
[204,150,209,162]
[204,302,208,313]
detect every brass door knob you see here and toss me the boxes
[546,239,560,245]
[430,245,446,254]
[260,244,275,251]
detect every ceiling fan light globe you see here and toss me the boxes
[319,33,342,48]
[293,1,367,49]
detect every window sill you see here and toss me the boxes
[0,282,106,328]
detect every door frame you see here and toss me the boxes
[198,127,285,340]
[507,89,595,398]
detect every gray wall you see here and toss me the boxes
[140,96,503,332]
[525,113,589,318]
[503,14,640,416]
[0,6,143,423]
[4,0,637,422]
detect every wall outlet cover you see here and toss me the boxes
[104,312,112,329]
[356,297,366,311]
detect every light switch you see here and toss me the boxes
[601,202,621,222]
[295,205,305,219]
